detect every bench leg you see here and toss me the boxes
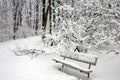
[58,68,62,70]
[62,64,64,68]
[80,70,83,72]
[87,73,90,78]
[58,64,64,71]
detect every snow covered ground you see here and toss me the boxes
[0,36,120,80]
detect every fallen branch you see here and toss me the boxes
[105,50,119,54]
[12,47,45,59]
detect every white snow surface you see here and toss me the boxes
[0,36,120,80]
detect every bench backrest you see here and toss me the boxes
[60,52,98,66]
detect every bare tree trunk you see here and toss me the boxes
[18,0,23,26]
[52,0,55,28]
[35,0,39,35]
[29,0,32,28]
[42,0,46,32]
[45,4,50,27]
[12,0,19,39]
[12,0,24,39]
[71,0,74,7]
[49,0,52,34]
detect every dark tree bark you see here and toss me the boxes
[42,0,46,31]
[12,0,24,39]
[42,0,53,34]
[18,0,24,26]
[71,0,74,7]
[52,0,55,28]
[12,0,19,39]
[35,0,39,35]
[49,0,52,34]
[29,0,32,28]
[45,4,50,27]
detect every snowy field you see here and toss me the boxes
[0,36,120,80]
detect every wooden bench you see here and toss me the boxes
[53,52,98,78]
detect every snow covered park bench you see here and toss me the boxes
[53,52,98,78]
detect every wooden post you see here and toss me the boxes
[88,64,91,78]
[62,64,64,68]
[88,73,90,78]
[95,58,98,66]
[62,57,65,68]
[63,57,65,60]
[88,64,91,69]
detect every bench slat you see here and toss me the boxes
[53,58,92,73]
[61,52,98,65]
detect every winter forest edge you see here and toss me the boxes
[0,0,120,50]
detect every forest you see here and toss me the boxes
[0,0,120,50]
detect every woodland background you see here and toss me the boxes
[0,0,120,51]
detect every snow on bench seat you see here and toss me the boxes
[53,58,92,73]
